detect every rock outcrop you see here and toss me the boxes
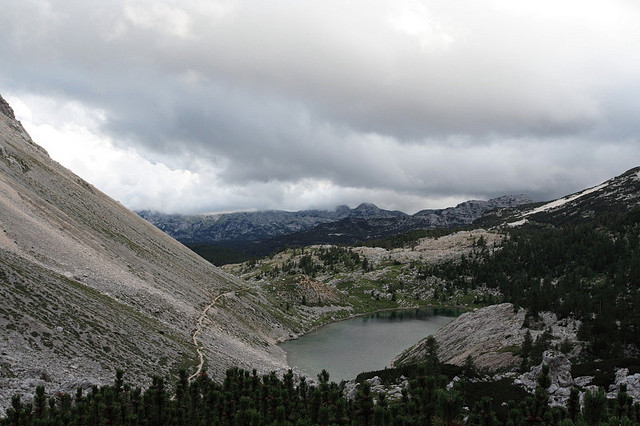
[0,95,15,120]
[610,368,640,403]
[515,350,574,407]
[515,351,640,407]
[394,303,583,375]
[394,303,527,372]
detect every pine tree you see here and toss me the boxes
[583,387,607,426]
[434,389,463,426]
[537,364,552,390]
[567,387,580,423]
[356,382,374,426]
[33,385,47,419]
[520,330,533,372]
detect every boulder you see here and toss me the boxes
[517,350,574,407]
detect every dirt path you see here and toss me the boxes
[188,291,234,382]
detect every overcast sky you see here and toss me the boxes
[2,0,640,214]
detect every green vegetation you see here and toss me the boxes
[186,243,257,266]
[225,239,496,329]
[359,228,459,250]
[421,207,640,360]
[5,360,639,425]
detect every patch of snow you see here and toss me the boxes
[507,219,528,227]
[523,182,609,217]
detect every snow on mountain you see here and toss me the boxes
[523,182,610,217]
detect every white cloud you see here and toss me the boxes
[2,0,640,214]
[7,94,211,213]
[388,0,456,52]
[123,0,195,40]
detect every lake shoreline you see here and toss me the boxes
[279,305,464,382]
[280,303,466,343]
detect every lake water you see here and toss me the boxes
[279,308,458,382]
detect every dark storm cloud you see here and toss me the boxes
[2,0,640,213]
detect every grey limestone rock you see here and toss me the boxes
[517,350,573,407]
[0,94,15,120]
[395,303,527,372]
[609,368,640,403]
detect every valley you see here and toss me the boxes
[2,93,640,423]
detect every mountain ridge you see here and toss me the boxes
[475,167,640,228]
[138,195,533,250]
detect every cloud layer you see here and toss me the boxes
[2,0,640,213]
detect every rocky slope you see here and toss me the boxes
[0,95,290,410]
[393,303,581,373]
[394,303,527,371]
[477,167,640,228]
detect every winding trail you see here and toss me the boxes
[188,290,234,382]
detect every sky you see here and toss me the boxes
[2,0,640,214]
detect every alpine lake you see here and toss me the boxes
[279,308,460,382]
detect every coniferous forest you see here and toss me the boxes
[3,360,640,425]
[420,206,640,359]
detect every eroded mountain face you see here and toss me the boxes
[0,95,289,409]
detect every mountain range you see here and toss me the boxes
[138,195,532,261]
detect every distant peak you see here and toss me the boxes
[487,194,533,206]
[0,94,16,120]
[354,202,380,210]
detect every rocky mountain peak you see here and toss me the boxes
[355,202,379,210]
[351,202,382,215]
[0,94,16,120]
[350,203,406,219]
[487,194,533,207]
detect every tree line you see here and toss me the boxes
[4,359,639,425]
